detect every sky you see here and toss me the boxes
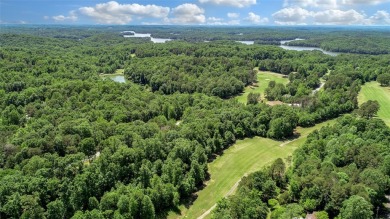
[1,0,390,26]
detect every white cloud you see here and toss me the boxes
[245,12,269,24]
[171,4,206,24]
[272,7,313,25]
[52,15,70,21]
[283,0,337,8]
[199,0,256,8]
[228,20,241,25]
[369,10,390,24]
[208,17,224,22]
[284,0,390,8]
[272,7,390,25]
[53,11,77,22]
[227,13,240,18]
[207,19,240,25]
[78,1,169,24]
[341,0,390,5]
[43,16,49,20]
[313,9,365,24]
[207,12,241,25]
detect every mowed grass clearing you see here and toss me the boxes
[358,81,390,126]
[168,119,337,219]
[99,69,125,76]
[236,69,289,104]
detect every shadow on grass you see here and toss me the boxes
[158,180,211,218]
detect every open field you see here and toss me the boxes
[168,119,337,219]
[99,69,125,76]
[358,82,390,126]
[236,69,289,104]
[115,68,125,74]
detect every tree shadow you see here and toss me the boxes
[159,179,212,218]
[273,131,302,143]
[288,131,302,140]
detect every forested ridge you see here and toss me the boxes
[0,26,389,218]
[286,36,390,55]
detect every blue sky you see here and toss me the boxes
[1,0,390,25]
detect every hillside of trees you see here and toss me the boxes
[0,26,390,218]
[213,115,390,219]
[1,25,389,54]
[286,36,390,55]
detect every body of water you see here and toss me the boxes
[279,45,340,56]
[236,41,254,45]
[102,75,126,83]
[151,38,172,43]
[122,31,172,43]
[279,38,340,56]
[280,38,305,45]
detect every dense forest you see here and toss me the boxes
[1,25,390,54]
[286,35,390,55]
[0,26,390,218]
[213,115,390,219]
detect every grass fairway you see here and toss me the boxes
[168,119,336,219]
[358,82,390,126]
[236,69,289,104]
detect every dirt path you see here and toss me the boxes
[312,81,325,94]
[197,204,217,219]
[280,139,294,147]
[197,173,248,219]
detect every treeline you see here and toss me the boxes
[287,36,390,55]
[2,25,390,54]
[213,115,390,219]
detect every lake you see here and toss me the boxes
[279,38,340,56]
[122,32,339,55]
[102,75,126,83]
[151,37,172,43]
[236,41,254,45]
[279,45,340,56]
[122,31,172,43]
[280,38,305,45]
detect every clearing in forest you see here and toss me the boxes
[358,81,390,126]
[168,119,337,219]
[99,68,125,76]
[236,69,289,104]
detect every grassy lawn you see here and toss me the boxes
[236,69,289,104]
[115,68,124,74]
[168,119,337,219]
[358,82,390,126]
[99,69,124,76]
